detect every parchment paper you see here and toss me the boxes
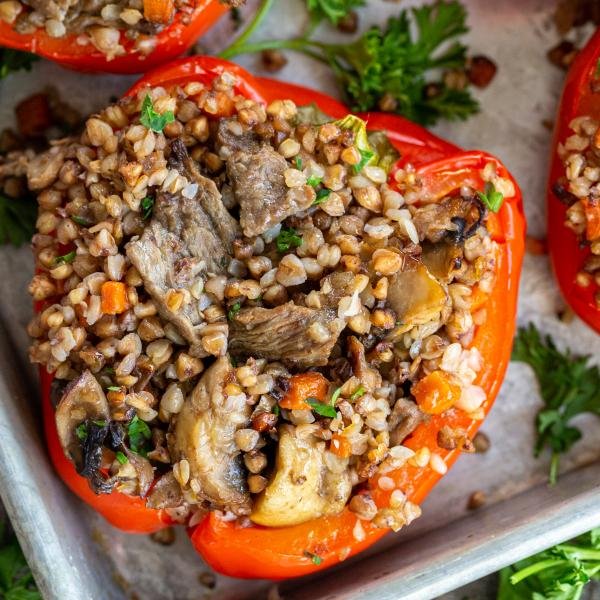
[1,1,600,598]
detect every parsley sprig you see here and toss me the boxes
[0,194,37,247]
[512,324,600,484]
[306,0,364,25]
[275,226,303,252]
[0,523,41,600]
[127,415,152,456]
[140,95,175,133]
[0,49,38,80]
[477,181,504,212]
[497,528,600,600]
[219,0,479,125]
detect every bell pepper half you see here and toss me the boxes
[0,1,227,74]
[40,56,525,575]
[548,28,600,333]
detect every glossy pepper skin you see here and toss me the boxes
[0,0,226,74]
[548,28,600,333]
[41,56,525,571]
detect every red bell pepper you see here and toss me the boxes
[0,1,227,74]
[548,28,600,333]
[40,56,525,574]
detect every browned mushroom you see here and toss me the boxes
[146,471,186,509]
[420,241,463,283]
[250,425,351,527]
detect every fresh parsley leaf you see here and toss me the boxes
[75,423,88,441]
[275,226,303,252]
[303,550,323,565]
[306,0,364,25]
[127,415,152,456]
[477,181,504,212]
[228,302,242,321]
[350,385,365,400]
[354,148,375,173]
[306,175,323,187]
[140,196,154,220]
[330,387,342,405]
[0,194,37,247]
[313,188,331,205]
[92,420,107,427]
[306,397,337,418]
[0,49,38,80]
[497,528,600,600]
[54,250,76,265]
[0,524,42,600]
[512,324,600,484]
[295,156,303,170]
[273,404,280,416]
[115,451,128,465]
[71,215,91,227]
[139,95,175,133]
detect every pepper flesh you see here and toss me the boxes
[548,27,600,333]
[40,56,525,574]
[0,0,226,74]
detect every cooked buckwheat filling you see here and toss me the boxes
[21,70,511,533]
[555,115,600,307]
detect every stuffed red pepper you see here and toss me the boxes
[21,56,524,577]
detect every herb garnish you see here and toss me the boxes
[330,387,342,405]
[140,196,154,220]
[306,175,323,187]
[295,156,303,170]
[350,385,366,400]
[306,0,364,25]
[497,528,600,600]
[75,423,88,441]
[306,397,337,418]
[219,1,479,126]
[354,148,375,173]
[0,523,42,600]
[275,226,303,252]
[312,188,331,205]
[106,386,121,392]
[71,215,92,227]
[228,302,242,321]
[140,94,175,133]
[127,415,152,456]
[477,181,504,213]
[303,550,323,565]
[0,48,38,80]
[0,193,37,246]
[54,250,76,265]
[115,451,129,465]
[512,324,600,484]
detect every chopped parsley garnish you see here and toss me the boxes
[219,1,479,126]
[477,181,504,212]
[330,387,342,405]
[115,451,128,465]
[306,175,323,187]
[353,148,375,173]
[71,215,92,227]
[0,48,38,80]
[312,188,331,205]
[306,397,337,418]
[512,324,600,484]
[350,385,366,400]
[0,193,37,247]
[127,415,152,456]
[228,302,242,321]
[140,94,175,133]
[306,0,364,25]
[75,423,88,441]
[54,250,76,265]
[106,386,121,392]
[303,550,323,565]
[140,196,154,220]
[273,404,281,416]
[92,420,107,427]
[275,226,303,252]
[295,156,303,170]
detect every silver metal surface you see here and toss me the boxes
[1,1,600,599]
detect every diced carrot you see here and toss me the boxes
[412,370,461,415]
[583,198,600,240]
[330,433,352,458]
[101,281,129,315]
[279,372,329,411]
[143,0,175,24]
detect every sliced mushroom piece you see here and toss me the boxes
[146,472,185,510]
[386,257,449,335]
[420,241,463,284]
[170,356,251,513]
[348,336,382,391]
[55,370,110,471]
[120,449,154,499]
[250,425,352,527]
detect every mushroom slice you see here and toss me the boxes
[171,356,251,513]
[55,370,110,470]
[250,425,351,527]
[147,472,185,510]
[117,449,154,499]
[421,241,463,284]
[386,257,449,335]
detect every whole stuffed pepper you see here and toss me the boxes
[548,28,600,333]
[0,0,228,73]
[24,57,524,577]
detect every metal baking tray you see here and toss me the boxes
[2,1,600,598]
